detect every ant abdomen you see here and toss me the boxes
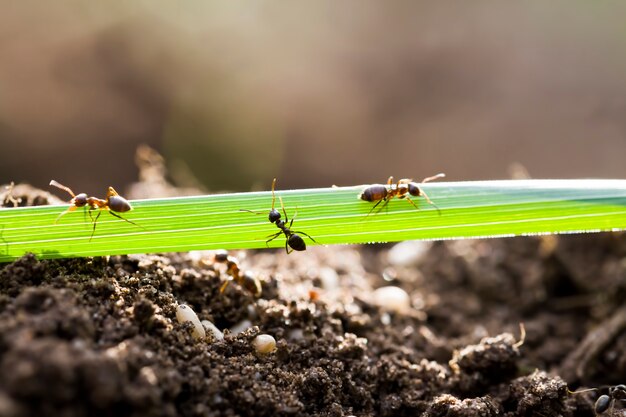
[359,185,387,202]
[288,234,306,251]
[106,188,132,213]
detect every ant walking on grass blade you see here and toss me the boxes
[49,180,141,241]
[241,178,317,254]
[359,173,445,216]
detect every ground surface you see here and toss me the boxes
[0,185,625,417]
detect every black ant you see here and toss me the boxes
[571,384,626,415]
[359,173,445,216]
[241,178,317,254]
[49,180,141,240]
[212,250,262,297]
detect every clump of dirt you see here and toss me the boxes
[0,184,624,416]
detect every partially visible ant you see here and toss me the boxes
[241,178,317,254]
[571,384,626,415]
[359,173,445,216]
[49,180,141,241]
[213,250,262,297]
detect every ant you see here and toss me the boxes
[241,178,317,254]
[571,384,626,415]
[212,250,262,297]
[359,173,445,216]
[49,180,140,240]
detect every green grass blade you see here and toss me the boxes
[1,179,626,261]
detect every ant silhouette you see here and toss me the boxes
[241,178,317,254]
[49,180,141,241]
[213,250,262,297]
[359,173,445,216]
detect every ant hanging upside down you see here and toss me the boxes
[359,173,445,216]
[241,178,317,254]
[49,180,141,241]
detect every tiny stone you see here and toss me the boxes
[387,240,431,266]
[372,286,411,313]
[230,319,253,335]
[201,319,224,341]
[253,334,277,354]
[176,304,205,339]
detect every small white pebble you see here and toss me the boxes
[372,286,411,313]
[319,267,339,291]
[253,334,277,354]
[230,319,253,335]
[387,240,431,266]
[201,319,224,341]
[176,304,206,339]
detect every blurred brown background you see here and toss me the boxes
[2,1,626,195]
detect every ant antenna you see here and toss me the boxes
[271,178,277,210]
[49,180,76,198]
[419,173,445,215]
[514,323,526,348]
[422,173,446,184]
[239,178,279,216]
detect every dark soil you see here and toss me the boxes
[1,185,626,416]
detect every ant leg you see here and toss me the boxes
[285,240,293,254]
[418,189,441,214]
[240,209,264,215]
[54,205,78,224]
[292,230,318,244]
[107,210,144,229]
[265,231,282,246]
[387,176,394,186]
[365,199,385,217]
[271,178,277,210]
[219,277,233,293]
[403,195,420,210]
[278,196,289,223]
[287,205,299,229]
[89,211,102,241]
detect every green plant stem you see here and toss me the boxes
[1,179,626,261]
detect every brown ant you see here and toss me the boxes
[213,250,262,297]
[359,173,445,216]
[571,384,626,415]
[241,178,317,254]
[49,180,140,240]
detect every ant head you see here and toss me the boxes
[407,183,422,197]
[288,234,306,251]
[269,209,281,223]
[213,250,229,262]
[611,385,626,399]
[108,195,132,213]
[73,193,88,207]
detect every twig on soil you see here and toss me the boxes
[559,305,626,382]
